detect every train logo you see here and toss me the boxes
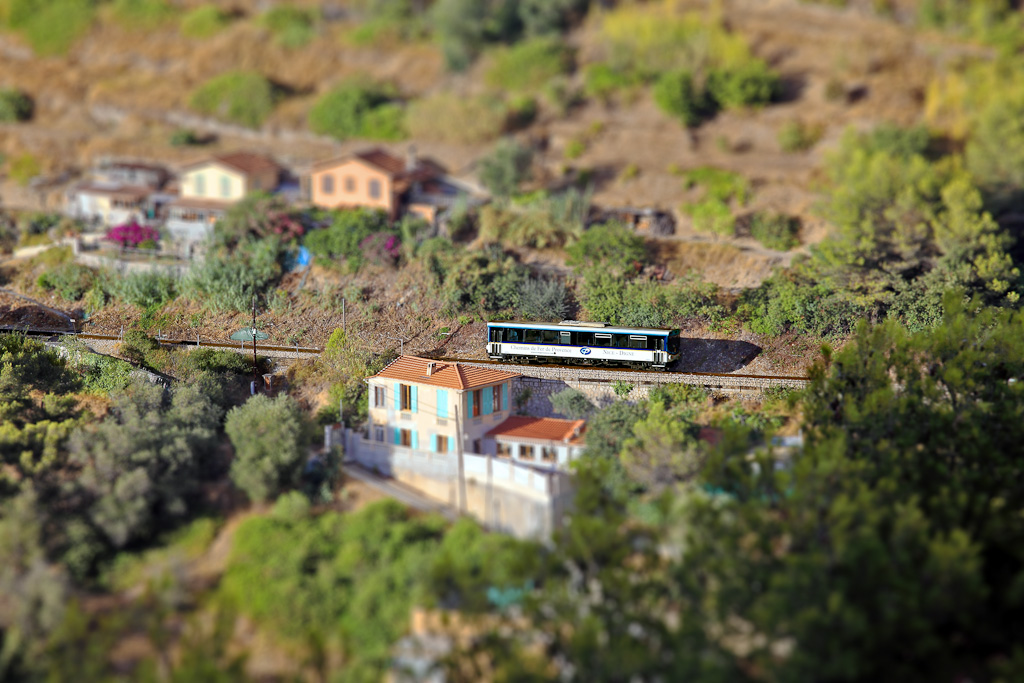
[580,347,591,355]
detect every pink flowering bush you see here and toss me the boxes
[106,222,160,248]
[359,232,402,266]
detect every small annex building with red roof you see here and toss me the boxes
[365,355,520,456]
[485,416,586,470]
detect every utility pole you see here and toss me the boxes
[342,297,346,333]
[251,295,259,394]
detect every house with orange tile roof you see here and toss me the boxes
[364,355,519,456]
[166,152,282,243]
[484,416,586,469]
[309,146,474,223]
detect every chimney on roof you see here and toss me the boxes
[426,361,436,376]
[406,144,418,173]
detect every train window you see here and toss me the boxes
[490,328,502,342]
[523,329,540,343]
[577,331,594,346]
[507,328,519,342]
[541,329,558,343]
[629,335,646,349]
[667,332,680,354]
[648,337,661,350]
[614,334,630,348]
[559,331,571,345]
[595,333,611,347]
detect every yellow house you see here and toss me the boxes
[179,152,281,201]
[167,152,282,243]
[366,356,519,455]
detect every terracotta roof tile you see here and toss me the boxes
[372,356,518,391]
[486,416,587,444]
[181,152,281,176]
[312,147,446,180]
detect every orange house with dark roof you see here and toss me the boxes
[309,147,464,223]
[365,355,519,456]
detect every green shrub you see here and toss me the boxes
[169,128,202,146]
[189,71,276,129]
[653,69,712,127]
[304,208,393,270]
[182,239,282,312]
[479,188,588,248]
[184,348,254,376]
[549,388,594,418]
[686,197,735,236]
[226,394,307,503]
[308,82,405,141]
[37,262,95,300]
[111,271,176,308]
[18,0,95,56]
[683,166,750,203]
[8,152,40,185]
[966,93,1024,204]
[706,59,781,109]
[405,93,508,144]
[0,88,32,122]
[118,328,159,366]
[257,5,316,48]
[583,63,640,102]
[517,277,567,320]
[180,4,229,38]
[484,37,572,92]
[566,221,647,275]
[778,120,823,153]
[109,0,174,30]
[564,139,585,160]
[478,138,534,198]
[749,212,800,251]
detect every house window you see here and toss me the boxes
[400,384,413,411]
[400,428,412,447]
[471,389,482,417]
[375,426,384,442]
[369,179,382,199]
[519,445,535,460]
[541,446,557,462]
[194,173,206,195]
[345,176,355,192]
[321,174,334,195]
[473,439,481,454]
[220,175,231,198]
[373,386,385,407]
[436,436,449,454]
[496,442,512,458]
[492,385,502,412]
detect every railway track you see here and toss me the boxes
[3,326,810,390]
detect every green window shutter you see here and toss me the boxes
[502,383,508,411]
[429,434,437,452]
[411,386,418,412]
[411,430,419,450]
[393,428,400,445]
[482,386,493,415]
[448,436,455,453]
[467,391,474,417]
[437,390,448,418]
[394,383,401,410]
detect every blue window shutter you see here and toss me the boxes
[482,386,493,415]
[411,430,419,450]
[467,391,473,417]
[411,386,418,412]
[437,390,448,418]
[429,434,437,452]
[448,436,455,453]
[502,383,508,411]
[394,383,401,410]
[393,428,400,445]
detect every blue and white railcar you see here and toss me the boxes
[487,320,681,369]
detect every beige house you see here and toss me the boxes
[366,355,519,455]
[166,152,281,243]
[309,147,466,222]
